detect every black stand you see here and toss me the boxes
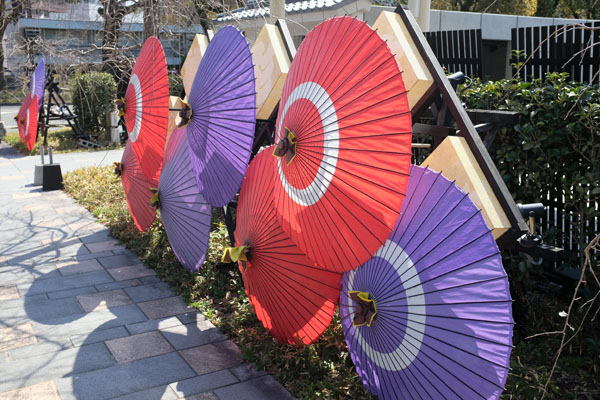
[41,73,95,148]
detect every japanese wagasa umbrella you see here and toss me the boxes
[30,58,45,111]
[157,126,211,271]
[114,141,157,232]
[222,147,341,345]
[17,95,38,151]
[272,17,412,273]
[117,36,169,182]
[340,165,513,400]
[182,25,256,207]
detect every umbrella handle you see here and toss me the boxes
[349,291,377,327]
[272,128,297,165]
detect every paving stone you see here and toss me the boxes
[177,312,209,325]
[112,248,137,257]
[77,231,112,244]
[46,286,98,300]
[67,220,106,233]
[0,293,47,309]
[0,343,115,393]
[179,340,241,375]
[213,375,294,400]
[46,242,91,260]
[32,304,147,341]
[0,380,61,400]
[139,275,161,284]
[0,297,83,325]
[105,331,174,364]
[169,370,238,398]
[86,240,123,253]
[95,279,145,292]
[74,250,114,261]
[161,321,226,350]
[124,282,173,302]
[137,296,193,320]
[0,285,19,300]
[41,237,83,249]
[1,265,61,285]
[22,270,114,295]
[76,289,132,312]
[70,326,130,347]
[13,192,41,199]
[111,385,179,400]
[55,206,86,215]
[55,259,103,276]
[7,337,72,361]
[185,392,219,400]
[55,352,196,400]
[229,364,269,382]
[126,316,182,335]
[0,323,37,351]
[98,254,141,269]
[108,264,155,281]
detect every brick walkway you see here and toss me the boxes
[0,143,293,400]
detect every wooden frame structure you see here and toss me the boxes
[394,6,531,250]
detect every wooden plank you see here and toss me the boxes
[549,25,557,74]
[452,30,460,73]
[476,30,483,78]
[518,27,526,79]
[465,29,473,76]
[511,28,517,76]
[573,24,582,82]
[541,26,549,77]
[567,24,575,79]
[582,23,591,82]
[526,25,534,80]
[373,11,435,109]
[533,26,541,79]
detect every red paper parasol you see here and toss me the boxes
[17,95,38,151]
[272,17,412,273]
[114,141,157,232]
[118,37,169,182]
[223,147,341,345]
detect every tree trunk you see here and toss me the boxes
[0,26,6,90]
[143,0,158,40]
[102,1,129,97]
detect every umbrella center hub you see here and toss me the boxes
[221,245,250,271]
[149,187,161,210]
[349,291,377,327]
[114,97,126,117]
[272,128,297,165]
[113,162,123,177]
[177,100,193,128]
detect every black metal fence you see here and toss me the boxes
[511,22,600,84]
[425,29,483,77]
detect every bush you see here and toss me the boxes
[168,72,183,96]
[70,71,117,140]
[460,73,600,270]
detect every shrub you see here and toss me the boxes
[70,71,117,140]
[460,73,599,265]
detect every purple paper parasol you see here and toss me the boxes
[340,165,513,400]
[185,25,256,207]
[30,58,45,111]
[158,127,212,271]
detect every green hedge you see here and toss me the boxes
[70,72,117,139]
[459,72,600,269]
